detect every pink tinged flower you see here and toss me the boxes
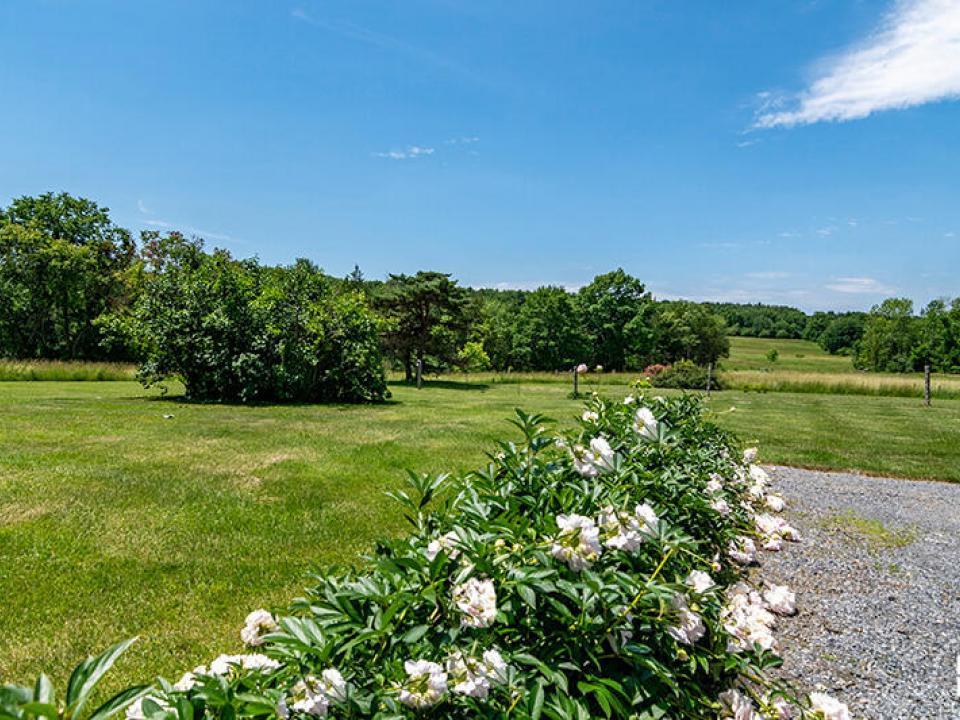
[764,584,796,616]
[240,609,278,647]
[719,689,756,720]
[685,570,715,594]
[766,494,786,512]
[426,531,460,561]
[770,696,797,719]
[727,537,757,565]
[551,513,602,571]
[711,497,731,516]
[808,693,850,720]
[743,447,758,463]
[452,578,497,628]
[666,594,705,645]
[575,363,589,374]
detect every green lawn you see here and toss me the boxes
[722,336,854,372]
[2,380,959,690]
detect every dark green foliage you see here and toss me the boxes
[653,301,730,366]
[375,271,469,380]
[649,360,721,390]
[116,237,386,403]
[854,298,919,372]
[0,193,137,360]
[708,303,808,339]
[576,269,656,370]
[510,286,586,370]
[818,314,865,355]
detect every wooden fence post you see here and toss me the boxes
[924,363,931,406]
[416,359,423,390]
[573,366,579,397]
[706,362,713,397]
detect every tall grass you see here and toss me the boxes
[721,370,960,400]
[0,360,136,381]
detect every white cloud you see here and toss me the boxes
[756,0,960,127]
[825,276,896,294]
[373,145,435,160]
[816,225,836,236]
[945,231,956,238]
[143,218,235,243]
[445,136,480,145]
[137,199,152,215]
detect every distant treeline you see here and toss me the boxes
[1,193,958,401]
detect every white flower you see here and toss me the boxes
[287,676,330,717]
[711,497,731,516]
[743,447,758,463]
[705,477,724,495]
[763,584,796,616]
[766,494,786,512]
[575,363,589,374]
[808,693,850,720]
[599,503,657,552]
[666,594,705,645]
[240,609,278,647]
[719,689,756,720]
[551,514,602,571]
[426,531,460,561]
[623,395,636,405]
[748,464,769,486]
[722,583,779,653]
[446,649,508,699]
[685,570,715,594]
[633,407,659,439]
[320,668,348,703]
[173,666,206,691]
[581,410,599,423]
[571,436,616,477]
[755,513,801,545]
[727,537,757,565]
[595,364,603,372]
[452,577,497,628]
[399,660,447,709]
[208,653,280,676]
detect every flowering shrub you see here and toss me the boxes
[1,390,850,720]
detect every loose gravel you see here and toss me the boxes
[761,466,960,720]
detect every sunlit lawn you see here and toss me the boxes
[1,378,959,691]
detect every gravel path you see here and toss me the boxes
[761,466,960,720]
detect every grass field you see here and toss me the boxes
[2,378,959,690]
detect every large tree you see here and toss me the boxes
[576,269,656,370]
[375,271,468,380]
[854,298,918,372]
[510,286,586,371]
[0,192,135,359]
[653,301,729,366]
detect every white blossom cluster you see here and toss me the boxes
[277,669,347,718]
[241,608,279,647]
[571,437,616,477]
[452,577,497,628]
[398,650,509,709]
[717,687,849,720]
[551,501,660,572]
[551,513,603,570]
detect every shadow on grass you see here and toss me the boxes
[387,379,490,392]
[133,394,402,408]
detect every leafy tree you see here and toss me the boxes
[0,192,135,359]
[707,303,808,339]
[510,286,586,370]
[115,236,386,403]
[456,341,491,371]
[916,298,960,372]
[653,302,730,366]
[576,269,656,370]
[818,314,865,355]
[375,271,468,380]
[854,298,918,372]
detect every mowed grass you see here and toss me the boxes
[2,379,960,689]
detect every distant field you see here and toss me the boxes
[0,359,135,381]
[722,336,854,373]
[1,379,958,690]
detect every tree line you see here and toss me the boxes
[1,192,957,401]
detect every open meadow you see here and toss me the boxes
[2,369,959,690]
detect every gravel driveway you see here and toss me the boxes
[762,466,960,720]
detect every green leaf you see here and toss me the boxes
[401,624,429,644]
[88,685,151,720]
[65,637,138,720]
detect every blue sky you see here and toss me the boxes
[2,0,959,311]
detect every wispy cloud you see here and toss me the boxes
[137,199,152,215]
[143,218,236,243]
[736,138,760,148]
[291,7,474,79]
[372,145,435,160]
[825,276,896,294]
[445,136,480,145]
[756,0,960,128]
[816,225,837,237]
